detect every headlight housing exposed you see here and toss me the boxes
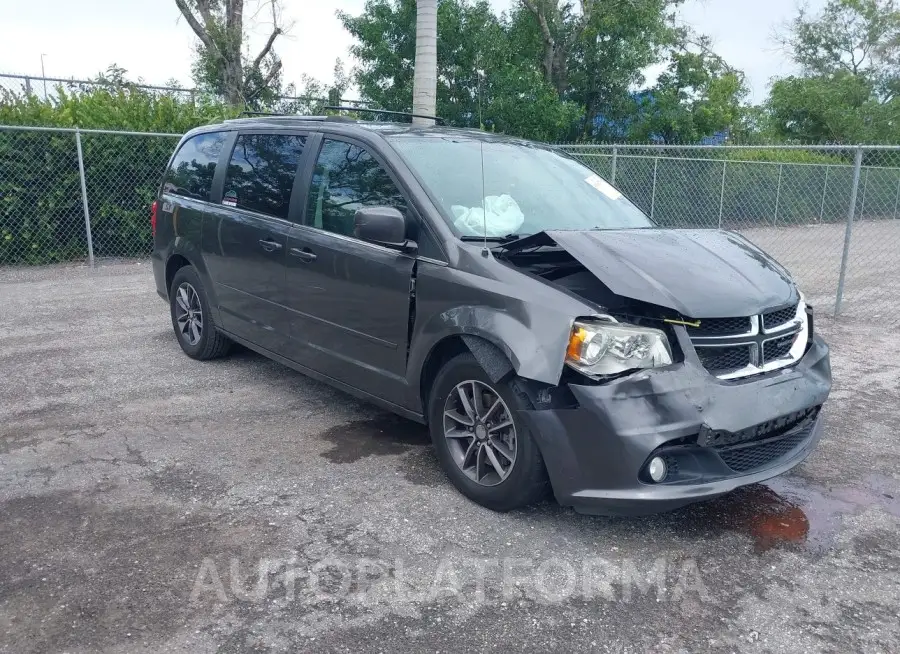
[565,319,673,377]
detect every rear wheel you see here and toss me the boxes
[169,266,232,360]
[427,353,549,511]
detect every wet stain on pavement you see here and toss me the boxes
[679,475,900,554]
[318,415,429,464]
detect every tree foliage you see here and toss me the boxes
[768,0,900,142]
[340,0,749,142]
[517,0,685,138]
[339,0,581,140]
[628,48,748,143]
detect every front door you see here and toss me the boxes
[284,137,416,405]
[202,131,308,353]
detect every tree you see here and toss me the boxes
[627,48,749,143]
[340,0,580,139]
[340,0,741,142]
[412,0,438,125]
[516,0,684,136]
[275,59,352,114]
[768,0,900,142]
[175,0,288,106]
[781,0,900,100]
[768,72,896,142]
[518,0,579,95]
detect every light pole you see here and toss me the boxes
[40,53,47,100]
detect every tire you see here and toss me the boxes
[427,352,549,511]
[169,265,232,360]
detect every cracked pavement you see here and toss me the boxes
[0,262,898,653]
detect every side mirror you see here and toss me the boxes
[353,206,416,253]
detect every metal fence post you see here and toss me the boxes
[819,167,829,222]
[893,174,900,220]
[610,146,618,185]
[858,168,869,219]
[835,146,864,316]
[650,157,659,220]
[74,128,95,268]
[773,163,784,226]
[717,160,727,229]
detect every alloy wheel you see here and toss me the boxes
[174,282,203,346]
[443,380,517,486]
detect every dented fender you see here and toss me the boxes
[405,256,596,411]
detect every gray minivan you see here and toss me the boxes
[151,115,832,515]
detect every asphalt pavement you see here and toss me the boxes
[1,262,898,653]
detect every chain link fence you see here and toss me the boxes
[1,125,897,321]
[560,144,900,321]
[0,125,180,265]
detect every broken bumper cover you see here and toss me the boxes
[520,335,831,516]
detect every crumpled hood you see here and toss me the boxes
[509,229,798,318]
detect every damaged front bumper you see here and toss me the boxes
[519,334,832,516]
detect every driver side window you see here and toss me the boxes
[306,139,407,238]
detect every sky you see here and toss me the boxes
[0,0,826,103]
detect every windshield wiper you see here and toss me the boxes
[460,233,525,244]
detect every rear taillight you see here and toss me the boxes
[150,200,158,237]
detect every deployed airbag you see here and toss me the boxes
[452,194,525,237]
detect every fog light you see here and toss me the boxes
[648,457,667,482]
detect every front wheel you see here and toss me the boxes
[427,353,549,511]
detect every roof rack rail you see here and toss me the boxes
[229,113,329,122]
[324,106,445,125]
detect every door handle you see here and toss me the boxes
[290,247,317,263]
[259,238,283,253]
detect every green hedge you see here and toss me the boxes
[0,86,237,265]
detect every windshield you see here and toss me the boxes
[387,135,653,237]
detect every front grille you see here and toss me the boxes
[717,431,809,473]
[687,316,752,336]
[688,300,808,379]
[763,304,798,330]
[695,345,752,374]
[764,333,797,361]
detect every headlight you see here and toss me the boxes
[565,319,673,376]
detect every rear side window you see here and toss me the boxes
[222,133,307,220]
[163,132,228,202]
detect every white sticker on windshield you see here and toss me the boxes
[585,174,622,200]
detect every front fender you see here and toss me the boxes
[407,262,592,411]
[415,306,569,386]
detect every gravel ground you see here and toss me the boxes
[1,261,898,654]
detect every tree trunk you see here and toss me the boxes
[412,0,438,126]
[224,57,244,105]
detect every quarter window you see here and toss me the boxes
[222,133,307,220]
[163,132,228,202]
[306,139,407,237]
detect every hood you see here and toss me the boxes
[503,229,797,318]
